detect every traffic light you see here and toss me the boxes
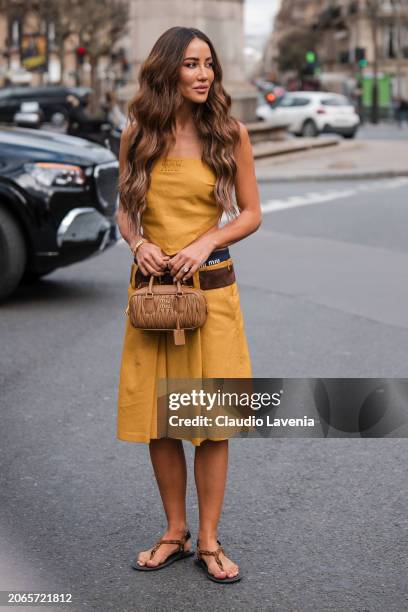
[304,51,318,76]
[265,91,277,104]
[76,46,87,66]
[355,47,367,67]
[306,51,316,64]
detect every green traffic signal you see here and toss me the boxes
[306,51,316,63]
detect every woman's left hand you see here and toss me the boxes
[167,236,217,282]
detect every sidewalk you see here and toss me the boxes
[254,139,408,182]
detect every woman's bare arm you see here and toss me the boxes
[115,125,143,251]
[115,125,169,275]
[205,121,262,250]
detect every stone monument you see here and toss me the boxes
[118,0,258,121]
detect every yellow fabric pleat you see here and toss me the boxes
[116,158,253,446]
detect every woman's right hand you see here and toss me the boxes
[131,240,170,276]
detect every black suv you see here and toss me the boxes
[0,126,119,301]
[0,85,92,125]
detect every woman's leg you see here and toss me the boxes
[137,438,192,567]
[194,439,239,579]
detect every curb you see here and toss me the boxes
[252,137,340,159]
[255,169,408,183]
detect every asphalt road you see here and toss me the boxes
[356,121,408,141]
[1,178,407,611]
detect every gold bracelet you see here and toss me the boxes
[131,238,147,259]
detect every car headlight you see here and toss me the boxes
[24,162,86,187]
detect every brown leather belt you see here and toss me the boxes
[131,262,236,291]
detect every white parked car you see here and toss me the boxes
[257,91,360,138]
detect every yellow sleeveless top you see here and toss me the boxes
[141,157,221,256]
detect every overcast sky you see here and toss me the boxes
[244,0,281,37]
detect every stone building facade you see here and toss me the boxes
[119,0,257,120]
[0,0,257,120]
[264,0,408,99]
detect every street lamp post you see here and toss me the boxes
[391,0,403,100]
[367,0,380,124]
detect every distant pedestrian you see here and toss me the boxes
[103,90,127,130]
[352,86,363,123]
[66,94,106,135]
[396,98,408,126]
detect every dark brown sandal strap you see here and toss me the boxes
[198,545,224,570]
[149,530,191,559]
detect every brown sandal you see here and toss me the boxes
[131,528,194,571]
[195,538,242,583]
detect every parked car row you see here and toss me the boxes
[256,91,360,139]
[0,85,92,126]
[0,126,120,301]
[0,84,123,157]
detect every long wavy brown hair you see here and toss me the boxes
[119,26,242,237]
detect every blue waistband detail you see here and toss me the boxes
[200,247,230,268]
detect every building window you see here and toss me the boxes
[387,26,396,59]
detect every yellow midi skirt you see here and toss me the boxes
[116,256,253,446]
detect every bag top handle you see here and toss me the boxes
[146,274,184,296]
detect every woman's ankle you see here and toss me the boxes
[197,530,219,545]
[166,522,189,536]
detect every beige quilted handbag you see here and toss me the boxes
[125,274,208,346]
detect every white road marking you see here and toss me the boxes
[116,178,408,232]
[261,177,408,214]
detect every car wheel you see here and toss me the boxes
[343,130,357,139]
[20,268,56,284]
[0,206,27,301]
[50,110,67,126]
[301,120,318,138]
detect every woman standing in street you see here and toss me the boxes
[116,26,261,583]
